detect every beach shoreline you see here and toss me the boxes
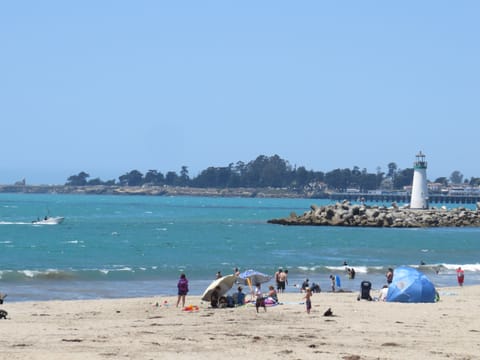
[1,285,478,359]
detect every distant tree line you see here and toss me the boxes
[65,154,480,192]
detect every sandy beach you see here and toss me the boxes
[1,286,479,360]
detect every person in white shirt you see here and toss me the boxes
[255,283,266,312]
[379,285,389,301]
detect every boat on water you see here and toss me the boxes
[32,216,65,225]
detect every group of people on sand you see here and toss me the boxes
[176,263,467,313]
[274,268,288,292]
[176,267,297,312]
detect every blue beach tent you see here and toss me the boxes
[386,266,436,303]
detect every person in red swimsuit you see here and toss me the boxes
[456,267,465,286]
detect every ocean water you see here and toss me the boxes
[0,193,479,302]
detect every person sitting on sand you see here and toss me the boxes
[267,285,278,303]
[310,282,321,293]
[210,286,221,308]
[378,285,389,301]
[236,286,245,305]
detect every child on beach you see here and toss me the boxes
[303,287,312,314]
[329,275,335,292]
[176,273,189,308]
[255,283,266,313]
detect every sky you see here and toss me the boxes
[1,1,479,185]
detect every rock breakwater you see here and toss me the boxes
[267,201,480,228]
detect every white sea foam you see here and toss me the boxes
[442,263,480,272]
[22,270,40,278]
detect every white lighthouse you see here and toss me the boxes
[410,151,429,209]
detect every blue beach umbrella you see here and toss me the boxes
[386,266,436,303]
[237,269,272,286]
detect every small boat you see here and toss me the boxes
[32,216,65,225]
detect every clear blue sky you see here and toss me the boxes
[1,1,479,185]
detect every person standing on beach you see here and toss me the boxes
[386,268,394,285]
[255,283,266,312]
[456,267,465,286]
[275,268,282,291]
[278,270,288,293]
[176,273,189,308]
[329,275,335,292]
[303,287,312,314]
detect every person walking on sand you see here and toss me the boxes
[329,275,335,292]
[303,287,312,314]
[176,273,189,308]
[456,267,465,286]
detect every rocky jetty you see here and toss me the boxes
[267,201,480,228]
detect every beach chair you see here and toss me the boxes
[358,281,372,301]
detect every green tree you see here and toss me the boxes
[468,177,480,186]
[393,168,414,189]
[325,168,351,191]
[387,162,397,178]
[66,171,90,186]
[450,171,463,185]
[293,166,311,188]
[144,170,164,185]
[119,170,143,186]
[87,177,103,185]
[179,166,190,186]
[165,171,178,186]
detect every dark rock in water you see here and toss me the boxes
[267,201,480,228]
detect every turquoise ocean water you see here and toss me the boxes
[0,193,479,302]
